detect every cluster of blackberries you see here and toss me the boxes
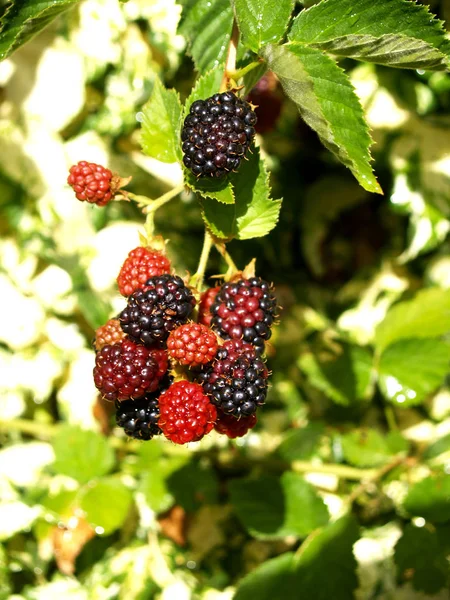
[181,91,257,178]
[93,244,278,443]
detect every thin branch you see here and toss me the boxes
[191,229,214,290]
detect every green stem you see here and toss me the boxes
[191,229,213,290]
[292,460,378,480]
[228,60,263,82]
[384,405,398,431]
[127,184,184,211]
[214,242,238,273]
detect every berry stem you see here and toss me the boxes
[228,60,263,82]
[191,229,213,290]
[214,241,238,274]
[221,19,239,92]
[126,184,185,210]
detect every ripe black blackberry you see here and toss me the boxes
[197,339,268,417]
[115,396,161,441]
[211,277,277,355]
[119,274,195,346]
[181,91,257,178]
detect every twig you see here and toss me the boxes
[220,19,240,92]
[214,241,238,274]
[191,229,213,290]
[346,455,406,505]
[292,460,378,481]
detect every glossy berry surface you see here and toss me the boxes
[94,318,126,351]
[93,339,159,401]
[198,339,268,417]
[158,381,217,444]
[181,91,257,178]
[214,412,257,439]
[117,246,171,296]
[115,395,161,441]
[167,323,218,367]
[211,277,277,354]
[198,286,220,327]
[119,274,195,346]
[67,161,114,206]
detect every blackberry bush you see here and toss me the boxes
[211,277,278,354]
[119,274,195,346]
[181,91,257,178]
[198,339,268,417]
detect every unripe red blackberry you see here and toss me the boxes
[115,395,161,441]
[167,323,218,368]
[68,161,116,206]
[117,247,171,297]
[197,339,268,417]
[214,412,257,439]
[198,286,220,327]
[94,318,126,351]
[211,277,278,355]
[181,91,257,178]
[119,274,195,346]
[158,381,217,444]
[93,339,160,401]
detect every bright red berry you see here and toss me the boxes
[117,247,171,296]
[214,412,257,439]
[68,161,116,206]
[198,286,220,327]
[93,339,160,401]
[158,381,217,444]
[167,323,218,368]
[94,318,126,351]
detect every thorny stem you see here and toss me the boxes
[220,19,240,92]
[191,229,214,290]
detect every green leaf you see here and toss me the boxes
[375,288,450,354]
[79,478,132,535]
[234,552,296,600]
[185,171,235,205]
[277,423,324,462]
[141,78,182,163]
[52,426,115,485]
[423,434,450,461]
[178,0,233,73]
[183,68,224,120]
[289,0,450,71]
[395,524,449,594]
[403,475,450,523]
[232,0,295,53]
[378,338,450,406]
[340,429,408,468]
[293,515,360,599]
[229,473,328,539]
[166,461,219,512]
[298,344,374,406]
[201,146,281,239]
[261,43,381,194]
[0,0,80,61]
[138,455,188,514]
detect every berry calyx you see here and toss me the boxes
[119,274,196,346]
[198,286,220,327]
[94,318,126,351]
[214,412,257,439]
[211,277,277,355]
[181,91,257,179]
[158,381,217,444]
[115,395,161,441]
[117,246,171,296]
[93,339,160,401]
[198,339,268,417]
[167,323,218,368]
[68,161,117,206]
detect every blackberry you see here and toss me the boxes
[94,318,126,351]
[211,277,277,354]
[68,161,115,206]
[167,322,218,368]
[197,339,268,417]
[119,274,195,346]
[117,246,171,297]
[214,412,257,439]
[115,396,161,441]
[198,286,220,327]
[93,339,159,401]
[181,91,257,178]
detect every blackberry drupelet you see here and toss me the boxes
[119,274,195,346]
[115,395,161,441]
[197,339,268,417]
[181,91,257,178]
[210,277,277,354]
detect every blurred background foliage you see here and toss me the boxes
[0,0,450,598]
